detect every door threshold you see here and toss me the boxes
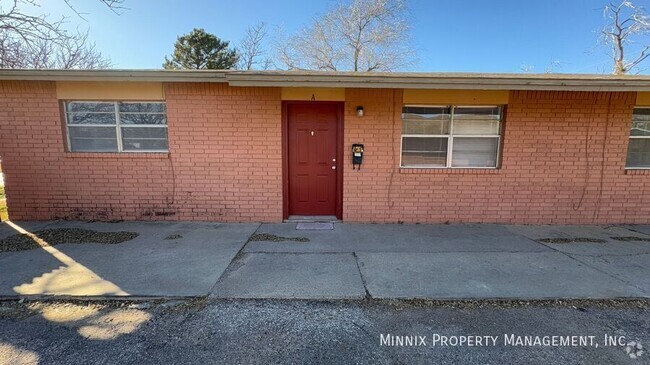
[285,215,340,223]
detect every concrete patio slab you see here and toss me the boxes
[0,221,259,297]
[245,223,551,253]
[506,224,650,244]
[0,221,53,239]
[2,220,648,301]
[623,224,650,236]
[566,253,650,294]
[537,240,650,256]
[0,220,257,244]
[211,253,366,299]
[356,252,649,299]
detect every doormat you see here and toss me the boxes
[296,223,334,230]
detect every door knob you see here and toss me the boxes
[332,166,336,170]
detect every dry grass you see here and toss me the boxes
[0,185,7,222]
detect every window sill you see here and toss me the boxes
[625,169,650,175]
[64,152,169,159]
[399,168,500,174]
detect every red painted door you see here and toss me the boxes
[288,104,339,216]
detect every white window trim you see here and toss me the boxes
[626,133,650,169]
[400,105,502,169]
[65,101,169,153]
[625,107,650,169]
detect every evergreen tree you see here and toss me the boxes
[163,28,238,69]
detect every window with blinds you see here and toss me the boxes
[65,101,168,153]
[627,108,650,168]
[401,106,502,168]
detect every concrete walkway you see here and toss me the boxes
[0,221,258,297]
[0,221,649,300]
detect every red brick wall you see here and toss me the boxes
[164,83,282,222]
[0,81,282,222]
[343,89,650,224]
[1,81,648,224]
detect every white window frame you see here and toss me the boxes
[400,105,503,169]
[64,101,168,153]
[626,107,650,169]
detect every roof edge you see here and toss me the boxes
[225,71,650,91]
[2,69,650,91]
[0,69,228,82]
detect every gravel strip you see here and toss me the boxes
[0,228,139,252]
[248,233,309,243]
[538,237,607,244]
[610,236,650,242]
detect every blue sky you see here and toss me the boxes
[38,0,650,73]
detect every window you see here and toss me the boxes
[401,105,502,168]
[626,108,650,168]
[65,101,168,153]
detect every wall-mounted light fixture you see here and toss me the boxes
[356,106,364,117]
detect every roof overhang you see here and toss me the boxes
[226,71,650,91]
[2,69,650,91]
[0,69,228,82]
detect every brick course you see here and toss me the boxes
[343,89,650,224]
[0,81,282,222]
[0,81,647,224]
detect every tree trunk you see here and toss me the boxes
[614,60,626,75]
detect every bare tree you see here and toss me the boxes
[0,0,122,69]
[1,30,111,68]
[602,1,650,74]
[0,0,68,47]
[96,0,126,13]
[544,59,565,73]
[237,22,272,70]
[276,0,416,72]
[519,59,565,74]
[63,0,127,18]
[520,64,535,73]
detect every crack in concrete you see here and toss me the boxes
[352,252,372,300]
[207,223,263,295]
[534,240,650,296]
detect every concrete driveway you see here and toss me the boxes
[1,220,649,300]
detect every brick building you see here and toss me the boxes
[0,70,648,224]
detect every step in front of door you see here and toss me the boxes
[285,215,339,223]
